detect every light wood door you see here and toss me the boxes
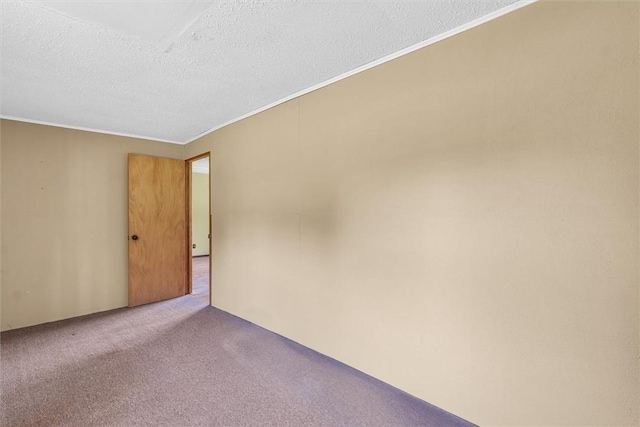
[128,153,186,307]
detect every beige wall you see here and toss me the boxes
[0,120,184,330]
[192,171,210,256]
[186,2,639,425]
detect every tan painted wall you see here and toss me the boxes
[0,120,184,330]
[192,171,210,256]
[186,2,640,425]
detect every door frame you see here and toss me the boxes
[185,152,212,305]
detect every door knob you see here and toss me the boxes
[131,235,139,241]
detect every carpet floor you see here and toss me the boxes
[0,296,474,426]
[191,255,210,304]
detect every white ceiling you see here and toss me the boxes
[1,0,530,144]
[28,1,215,51]
[192,158,209,174]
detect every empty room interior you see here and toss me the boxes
[190,156,211,305]
[0,1,638,426]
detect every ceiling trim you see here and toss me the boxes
[0,115,183,145]
[185,0,537,145]
[2,0,536,146]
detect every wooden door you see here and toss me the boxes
[128,153,186,307]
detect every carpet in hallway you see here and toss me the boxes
[0,295,474,426]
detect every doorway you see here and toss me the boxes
[186,153,211,305]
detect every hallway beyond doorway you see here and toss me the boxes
[192,256,209,303]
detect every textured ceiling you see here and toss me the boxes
[1,0,526,144]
